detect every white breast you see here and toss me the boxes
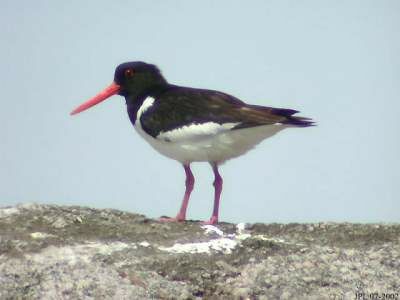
[157,122,239,142]
[134,96,287,164]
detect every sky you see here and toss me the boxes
[1,1,399,223]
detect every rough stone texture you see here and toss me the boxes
[0,203,399,300]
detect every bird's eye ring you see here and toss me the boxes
[124,68,134,78]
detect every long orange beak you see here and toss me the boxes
[70,82,121,115]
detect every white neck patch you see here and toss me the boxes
[136,96,155,121]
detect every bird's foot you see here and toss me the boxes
[201,216,219,225]
[158,214,186,223]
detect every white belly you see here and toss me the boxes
[133,95,287,163]
[134,121,287,164]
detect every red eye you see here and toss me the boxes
[124,68,134,78]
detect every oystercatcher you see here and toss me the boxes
[71,62,313,224]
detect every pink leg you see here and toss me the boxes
[159,164,194,222]
[202,163,223,225]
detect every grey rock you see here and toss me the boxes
[0,203,399,299]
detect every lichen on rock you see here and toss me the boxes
[0,203,399,299]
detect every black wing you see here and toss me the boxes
[140,86,312,139]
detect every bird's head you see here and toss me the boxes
[70,61,166,115]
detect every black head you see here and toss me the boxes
[114,61,167,98]
[70,61,167,115]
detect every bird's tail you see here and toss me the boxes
[271,108,315,127]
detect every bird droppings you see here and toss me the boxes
[0,203,399,299]
[139,241,151,247]
[159,225,235,254]
[236,222,247,233]
[29,232,55,239]
[201,224,224,236]
[158,237,238,254]
[158,223,274,254]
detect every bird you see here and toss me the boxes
[70,61,313,224]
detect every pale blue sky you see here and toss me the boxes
[1,1,399,223]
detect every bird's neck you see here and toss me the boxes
[125,83,170,125]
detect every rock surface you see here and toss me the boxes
[0,203,399,299]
